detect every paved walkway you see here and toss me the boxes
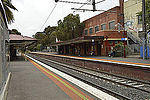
[7,56,71,100]
[7,56,99,100]
[86,56,150,64]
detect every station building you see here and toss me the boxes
[9,34,37,60]
[52,0,127,56]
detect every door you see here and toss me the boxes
[97,43,101,56]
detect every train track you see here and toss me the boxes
[27,54,150,100]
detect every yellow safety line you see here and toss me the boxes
[33,52,150,66]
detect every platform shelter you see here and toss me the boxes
[9,34,37,60]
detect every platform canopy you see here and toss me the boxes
[9,34,37,48]
[51,36,104,46]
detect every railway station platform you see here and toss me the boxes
[33,52,150,67]
[85,56,150,65]
[7,55,118,100]
[7,56,71,100]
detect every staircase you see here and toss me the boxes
[127,32,143,54]
[127,32,143,45]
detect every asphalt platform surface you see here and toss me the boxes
[7,56,71,100]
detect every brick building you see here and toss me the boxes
[82,5,127,56]
[53,0,127,56]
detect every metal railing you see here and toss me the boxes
[127,31,143,45]
[127,31,143,54]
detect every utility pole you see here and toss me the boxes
[119,0,126,58]
[142,0,147,59]
[92,0,96,11]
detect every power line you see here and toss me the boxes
[73,0,90,13]
[39,3,58,32]
[72,0,106,12]
[58,0,91,5]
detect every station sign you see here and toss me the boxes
[121,38,127,40]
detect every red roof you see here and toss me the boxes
[9,34,37,41]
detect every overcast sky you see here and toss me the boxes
[8,0,128,37]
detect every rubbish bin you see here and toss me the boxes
[140,46,150,58]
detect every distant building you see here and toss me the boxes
[52,0,127,56]
[82,5,127,56]
[124,0,142,37]
[124,0,143,53]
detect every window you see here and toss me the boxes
[95,26,99,33]
[138,16,142,24]
[115,41,118,44]
[109,21,115,29]
[101,24,106,30]
[109,41,113,45]
[89,28,93,34]
[84,29,88,35]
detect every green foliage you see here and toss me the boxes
[2,0,18,24]
[31,26,57,51]
[55,14,84,41]
[137,0,150,29]
[114,42,123,50]
[34,32,46,46]
[44,26,56,35]
[36,44,42,51]
[114,42,124,57]
[146,0,150,29]
[113,42,129,57]
[9,29,21,35]
[29,14,84,51]
[28,44,37,51]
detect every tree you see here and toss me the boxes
[30,14,84,51]
[42,26,57,45]
[55,14,84,41]
[9,29,21,35]
[33,26,57,50]
[145,0,150,30]
[34,32,45,45]
[137,0,150,30]
[44,26,56,35]
[2,0,18,24]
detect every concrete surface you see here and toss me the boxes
[7,57,71,100]
[40,52,150,64]
[87,56,150,64]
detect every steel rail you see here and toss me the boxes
[36,54,150,93]
[27,54,133,100]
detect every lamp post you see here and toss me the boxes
[105,36,108,56]
[123,29,126,58]
[142,0,147,59]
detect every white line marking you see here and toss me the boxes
[133,85,144,87]
[26,55,119,100]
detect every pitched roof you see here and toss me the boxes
[51,36,104,46]
[9,34,37,41]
